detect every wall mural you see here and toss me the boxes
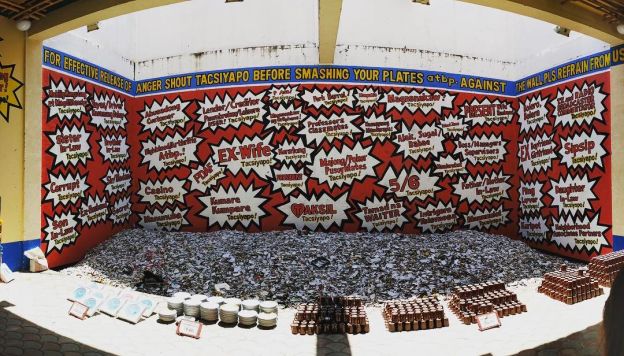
[42,69,133,267]
[132,83,519,239]
[517,72,611,260]
[41,47,612,268]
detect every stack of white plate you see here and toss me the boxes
[224,298,242,310]
[167,297,185,316]
[238,310,258,326]
[190,294,208,302]
[158,309,177,323]
[219,303,240,324]
[183,299,201,317]
[259,301,278,315]
[242,299,260,312]
[257,312,278,328]
[207,296,224,305]
[173,292,191,300]
[199,302,219,322]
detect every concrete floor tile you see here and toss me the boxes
[63,352,84,356]
[59,343,81,352]
[22,333,41,342]
[41,342,61,352]
[4,325,22,339]
[3,339,24,348]
[40,334,59,343]
[22,349,43,356]
[22,341,42,350]
[4,346,24,355]
[21,326,40,334]
[41,351,65,356]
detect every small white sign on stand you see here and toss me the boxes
[69,301,89,320]
[476,312,501,331]
[177,319,202,339]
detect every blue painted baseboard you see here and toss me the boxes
[614,235,624,252]
[1,239,40,271]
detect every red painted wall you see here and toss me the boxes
[131,84,519,238]
[42,69,135,268]
[41,65,611,268]
[517,72,612,260]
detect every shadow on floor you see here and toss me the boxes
[0,300,115,356]
[316,333,352,356]
[511,323,602,356]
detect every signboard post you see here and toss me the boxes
[176,319,202,339]
[476,312,501,331]
[68,301,89,320]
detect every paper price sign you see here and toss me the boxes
[177,320,202,339]
[476,312,501,331]
[68,301,89,320]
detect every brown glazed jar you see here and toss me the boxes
[360,313,367,325]
[462,314,471,325]
[291,323,300,334]
[421,319,429,329]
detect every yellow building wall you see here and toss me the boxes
[610,64,624,240]
[0,17,25,246]
[23,39,42,247]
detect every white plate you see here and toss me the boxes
[118,302,147,324]
[173,292,191,300]
[259,301,278,309]
[183,299,201,307]
[200,302,219,309]
[78,290,109,317]
[68,286,89,302]
[242,299,260,309]
[138,298,159,317]
[99,296,126,317]
[258,312,278,320]
[238,310,258,318]
[191,294,208,302]
[207,296,225,305]
[224,298,242,306]
[220,303,240,313]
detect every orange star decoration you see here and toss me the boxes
[0,62,24,122]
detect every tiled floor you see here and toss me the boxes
[512,324,601,356]
[0,301,112,356]
[0,272,606,356]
